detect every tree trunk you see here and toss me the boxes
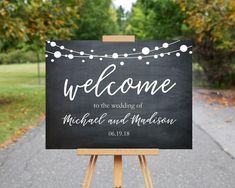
[36,52,41,85]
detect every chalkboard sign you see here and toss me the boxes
[46,40,192,149]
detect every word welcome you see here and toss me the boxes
[64,64,176,101]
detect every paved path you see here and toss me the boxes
[193,92,235,158]
[1,120,235,188]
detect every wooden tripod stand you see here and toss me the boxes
[77,149,159,188]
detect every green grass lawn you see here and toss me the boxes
[0,63,45,147]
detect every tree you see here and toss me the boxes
[75,0,118,39]
[116,6,129,34]
[178,0,235,86]
[125,2,148,39]
[125,0,185,39]
[0,0,26,51]
[0,0,82,51]
[0,0,82,84]
[21,0,82,84]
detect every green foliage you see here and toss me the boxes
[116,6,129,34]
[125,0,185,39]
[75,0,118,39]
[0,0,82,52]
[178,0,235,86]
[125,3,148,38]
[178,0,235,51]
[0,1,26,51]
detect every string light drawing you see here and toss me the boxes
[46,40,192,66]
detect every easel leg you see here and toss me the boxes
[138,155,154,188]
[83,155,98,188]
[114,155,122,188]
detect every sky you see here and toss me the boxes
[113,0,137,12]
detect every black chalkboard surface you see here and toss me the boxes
[46,40,192,149]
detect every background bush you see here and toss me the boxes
[0,50,44,64]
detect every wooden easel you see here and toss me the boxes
[77,35,159,188]
[77,149,159,188]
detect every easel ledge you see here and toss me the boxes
[77,148,159,155]
[102,35,135,42]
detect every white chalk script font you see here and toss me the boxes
[64,64,176,101]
